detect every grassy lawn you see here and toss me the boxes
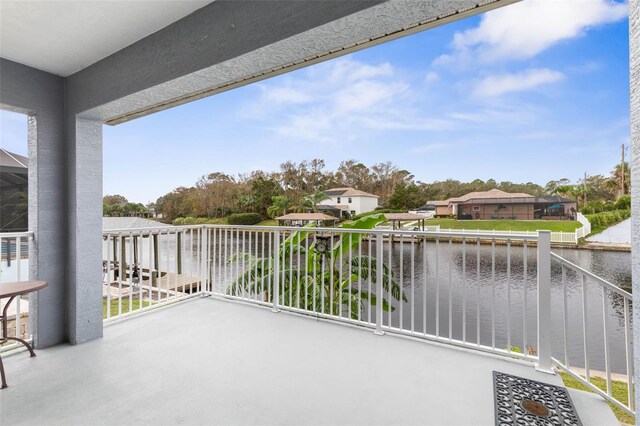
[257,219,278,226]
[560,372,634,424]
[103,298,151,319]
[424,219,582,233]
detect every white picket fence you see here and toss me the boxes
[396,214,591,244]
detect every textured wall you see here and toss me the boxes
[630,0,640,420]
[0,58,66,347]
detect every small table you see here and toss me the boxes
[0,280,47,389]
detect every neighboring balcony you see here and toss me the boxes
[0,225,632,424]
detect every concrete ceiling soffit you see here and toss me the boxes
[83,0,519,124]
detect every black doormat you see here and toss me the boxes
[493,371,582,426]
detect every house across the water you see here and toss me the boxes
[317,187,379,217]
[423,189,577,220]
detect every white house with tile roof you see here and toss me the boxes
[317,187,379,217]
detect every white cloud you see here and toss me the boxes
[248,58,427,142]
[424,71,439,84]
[260,86,312,105]
[473,68,565,97]
[436,0,627,66]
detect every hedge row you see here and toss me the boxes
[585,209,631,235]
[172,217,227,225]
[227,213,262,225]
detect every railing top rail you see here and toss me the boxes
[0,231,34,238]
[100,224,540,241]
[201,224,540,240]
[103,225,197,234]
[550,252,631,298]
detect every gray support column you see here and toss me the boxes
[66,117,104,344]
[629,0,640,420]
[0,58,67,348]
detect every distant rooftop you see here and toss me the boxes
[276,213,339,221]
[448,189,534,203]
[324,187,378,198]
[0,148,27,173]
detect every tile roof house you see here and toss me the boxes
[431,189,577,220]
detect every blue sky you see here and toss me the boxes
[0,0,630,204]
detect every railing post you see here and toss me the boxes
[272,229,280,312]
[200,226,209,293]
[536,230,554,373]
[374,233,384,335]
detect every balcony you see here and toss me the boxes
[1,224,632,424]
[0,295,618,425]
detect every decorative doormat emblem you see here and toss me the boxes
[493,371,582,426]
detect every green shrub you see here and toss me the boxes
[227,213,261,225]
[172,216,227,225]
[585,209,631,235]
[614,194,631,210]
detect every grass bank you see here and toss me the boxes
[424,219,582,233]
[560,372,633,424]
[585,209,631,236]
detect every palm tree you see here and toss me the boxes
[306,191,330,212]
[226,214,406,318]
[267,195,293,218]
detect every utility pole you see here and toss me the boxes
[620,144,626,196]
[583,172,588,207]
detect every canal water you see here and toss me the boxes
[384,241,632,374]
[208,234,632,375]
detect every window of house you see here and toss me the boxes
[350,210,356,215]
[473,206,480,211]
[337,197,341,203]
[348,197,352,203]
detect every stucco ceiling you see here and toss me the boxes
[0,0,212,77]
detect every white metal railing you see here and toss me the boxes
[550,251,634,416]
[0,231,33,353]
[98,223,630,415]
[204,225,542,363]
[102,226,206,322]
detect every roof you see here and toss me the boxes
[276,213,339,221]
[0,149,28,191]
[0,148,28,173]
[425,200,448,206]
[317,205,348,211]
[383,213,427,221]
[324,187,378,198]
[448,189,534,204]
[103,217,168,230]
[534,196,575,203]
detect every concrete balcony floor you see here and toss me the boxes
[1,297,617,425]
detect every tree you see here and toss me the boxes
[389,181,425,210]
[250,175,283,217]
[305,191,330,212]
[226,214,406,317]
[267,196,293,218]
